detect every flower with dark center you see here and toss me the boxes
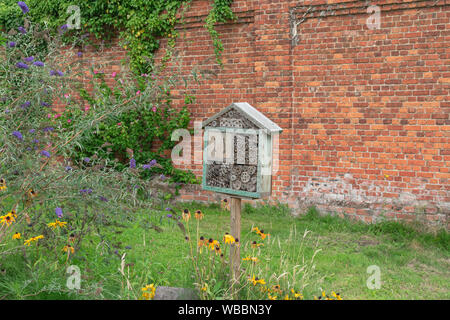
[17,2,29,14]
[12,131,23,140]
[16,62,29,69]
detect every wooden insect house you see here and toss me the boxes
[202,102,282,198]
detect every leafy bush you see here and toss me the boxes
[0,0,235,74]
[0,2,194,299]
[69,67,197,184]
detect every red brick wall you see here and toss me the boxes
[72,0,450,227]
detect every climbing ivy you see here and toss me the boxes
[0,0,235,74]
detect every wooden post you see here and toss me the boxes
[230,197,241,298]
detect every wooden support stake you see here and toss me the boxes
[230,197,241,298]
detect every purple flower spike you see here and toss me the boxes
[166,214,173,218]
[12,131,23,140]
[99,196,108,202]
[50,70,64,77]
[16,62,29,69]
[43,127,54,132]
[77,52,83,57]
[33,61,44,67]
[18,26,26,34]
[41,150,51,158]
[55,207,63,218]
[17,2,29,14]
[41,102,50,107]
[8,42,16,48]
[24,56,34,62]
[129,158,136,169]
[29,129,35,134]
[20,101,31,109]
[83,157,90,163]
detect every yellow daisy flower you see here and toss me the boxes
[182,209,190,222]
[223,233,235,245]
[63,245,75,254]
[141,284,156,300]
[194,210,203,220]
[12,232,21,240]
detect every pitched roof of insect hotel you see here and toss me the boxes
[202,102,283,134]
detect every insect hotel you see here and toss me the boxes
[201,102,282,294]
[201,102,282,199]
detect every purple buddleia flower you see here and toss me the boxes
[29,129,35,134]
[16,62,29,69]
[50,70,64,77]
[17,2,29,14]
[41,102,50,107]
[41,150,51,158]
[20,101,31,109]
[60,24,68,31]
[99,196,108,202]
[142,159,157,170]
[8,42,16,48]
[55,207,63,218]
[129,158,136,169]
[160,174,166,181]
[80,188,93,195]
[18,26,26,34]
[32,139,39,144]
[83,157,90,163]
[12,131,23,140]
[43,127,54,132]
[33,61,44,67]
[77,52,83,57]
[24,56,34,62]
[166,214,173,218]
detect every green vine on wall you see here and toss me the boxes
[0,0,235,74]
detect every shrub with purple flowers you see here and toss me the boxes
[0,1,190,299]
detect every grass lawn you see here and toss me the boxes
[0,202,448,300]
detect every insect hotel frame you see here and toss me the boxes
[202,102,282,199]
